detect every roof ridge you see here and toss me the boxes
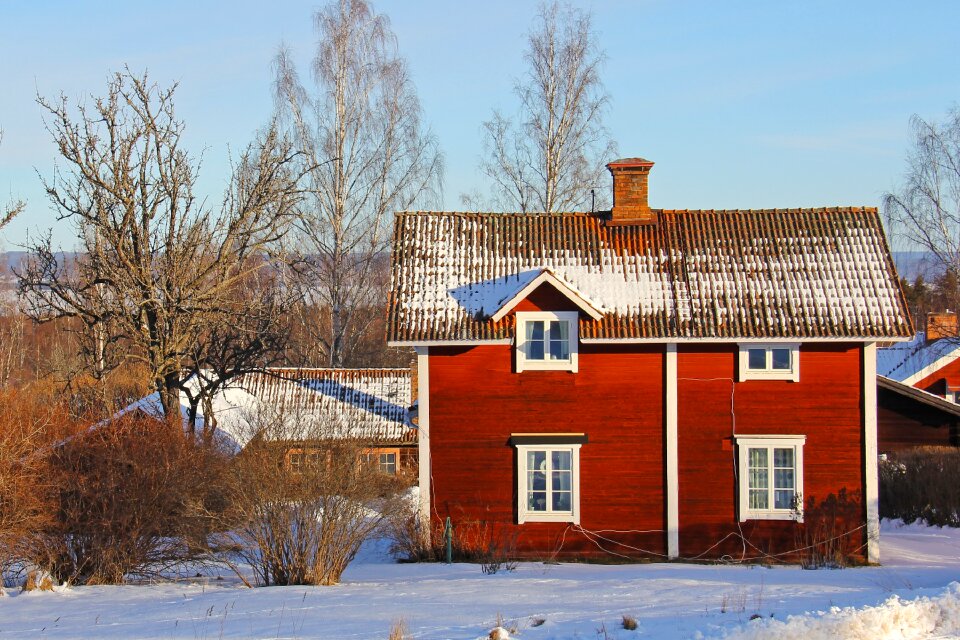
[397,207,879,218]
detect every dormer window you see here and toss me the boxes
[516,311,579,372]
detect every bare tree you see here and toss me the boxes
[0,130,24,230]
[885,108,960,306]
[18,70,306,423]
[473,1,616,214]
[274,0,442,367]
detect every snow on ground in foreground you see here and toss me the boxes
[1,520,959,639]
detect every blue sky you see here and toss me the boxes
[1,0,958,249]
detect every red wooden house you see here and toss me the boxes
[387,158,912,563]
[877,312,960,451]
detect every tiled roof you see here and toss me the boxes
[236,368,414,443]
[387,209,913,342]
[121,368,414,449]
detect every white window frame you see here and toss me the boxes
[515,311,579,373]
[738,343,800,382]
[516,443,581,524]
[735,434,805,522]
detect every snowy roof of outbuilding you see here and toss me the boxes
[877,333,960,385]
[387,209,913,342]
[120,368,415,451]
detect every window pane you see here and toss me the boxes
[747,348,766,369]
[528,491,547,511]
[774,467,794,487]
[748,448,768,473]
[549,338,569,360]
[528,341,545,360]
[529,450,546,471]
[774,489,795,510]
[552,470,571,491]
[773,447,794,469]
[749,489,768,509]
[552,450,571,471]
[771,348,791,370]
[552,491,571,511]
[749,467,768,491]
[527,320,544,341]
[551,321,569,340]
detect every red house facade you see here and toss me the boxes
[387,158,912,563]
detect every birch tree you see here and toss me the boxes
[474,2,616,214]
[19,70,306,424]
[885,108,960,292]
[274,0,442,367]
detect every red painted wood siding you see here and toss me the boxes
[676,343,867,561]
[915,357,960,396]
[428,340,666,559]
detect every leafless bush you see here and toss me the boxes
[29,414,231,585]
[387,619,409,640]
[880,447,960,527]
[223,405,409,586]
[386,510,519,571]
[0,390,63,578]
[480,531,519,575]
[794,489,864,569]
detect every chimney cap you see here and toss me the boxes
[607,157,654,169]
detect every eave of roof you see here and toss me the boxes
[878,375,960,418]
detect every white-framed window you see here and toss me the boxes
[738,343,800,382]
[515,442,582,523]
[515,311,579,372]
[735,435,805,522]
[360,448,400,475]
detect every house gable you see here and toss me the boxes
[490,269,603,322]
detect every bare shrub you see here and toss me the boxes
[224,406,409,586]
[387,510,520,572]
[880,447,960,527]
[30,414,231,585]
[387,619,409,640]
[480,530,519,575]
[795,489,865,569]
[21,570,53,592]
[621,614,638,631]
[0,390,68,579]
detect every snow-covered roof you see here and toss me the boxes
[387,209,913,342]
[877,333,960,385]
[121,368,414,451]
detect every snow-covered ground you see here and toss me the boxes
[1,520,958,639]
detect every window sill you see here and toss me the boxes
[518,511,579,524]
[741,510,803,523]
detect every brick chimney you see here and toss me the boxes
[607,157,655,224]
[926,311,958,342]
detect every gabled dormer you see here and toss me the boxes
[489,268,603,373]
